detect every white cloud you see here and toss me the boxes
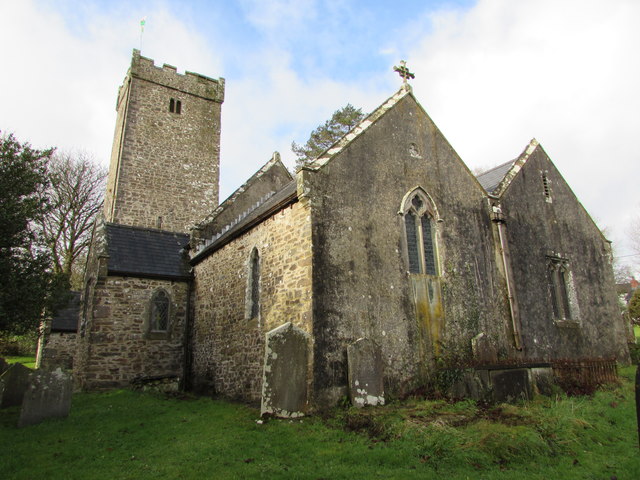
[2,0,636,263]
[219,46,387,198]
[238,0,318,32]
[0,1,221,165]
[406,0,640,258]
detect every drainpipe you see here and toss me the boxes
[492,204,523,351]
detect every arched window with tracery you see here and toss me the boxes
[401,188,439,276]
[150,289,170,332]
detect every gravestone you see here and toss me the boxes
[0,363,32,408]
[347,338,385,407]
[0,357,9,375]
[471,332,498,365]
[260,322,309,418]
[490,368,532,403]
[18,368,72,427]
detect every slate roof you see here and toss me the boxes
[106,223,191,279]
[476,160,516,194]
[51,291,80,332]
[475,139,540,196]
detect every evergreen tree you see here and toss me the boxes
[0,133,61,334]
[292,104,365,169]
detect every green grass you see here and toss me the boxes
[634,325,640,340]
[4,356,36,369]
[1,368,639,479]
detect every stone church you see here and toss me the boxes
[68,50,628,411]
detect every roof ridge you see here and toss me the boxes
[195,152,291,229]
[105,222,188,235]
[490,138,539,197]
[192,180,298,261]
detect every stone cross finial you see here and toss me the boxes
[394,60,415,84]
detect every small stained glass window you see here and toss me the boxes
[150,290,170,331]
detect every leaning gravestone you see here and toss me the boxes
[0,357,9,375]
[0,363,32,408]
[260,322,309,418]
[347,338,385,407]
[18,368,73,428]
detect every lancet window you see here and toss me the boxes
[401,189,439,275]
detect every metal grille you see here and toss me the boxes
[552,358,618,393]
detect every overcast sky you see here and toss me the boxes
[1,0,638,266]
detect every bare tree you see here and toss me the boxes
[628,214,640,264]
[39,152,106,288]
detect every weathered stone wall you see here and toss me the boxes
[74,219,108,387]
[38,331,76,371]
[301,92,512,405]
[190,199,313,403]
[74,273,188,390]
[500,147,630,362]
[104,49,224,233]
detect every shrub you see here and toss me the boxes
[0,333,37,356]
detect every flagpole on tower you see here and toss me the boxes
[140,17,146,52]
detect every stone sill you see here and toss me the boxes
[553,319,580,328]
[146,331,171,340]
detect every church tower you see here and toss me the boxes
[103,49,225,232]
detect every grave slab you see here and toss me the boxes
[490,368,532,403]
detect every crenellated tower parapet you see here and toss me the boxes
[127,49,225,103]
[104,49,224,233]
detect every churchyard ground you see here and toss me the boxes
[5,356,36,369]
[1,365,638,479]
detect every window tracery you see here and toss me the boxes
[401,188,439,275]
